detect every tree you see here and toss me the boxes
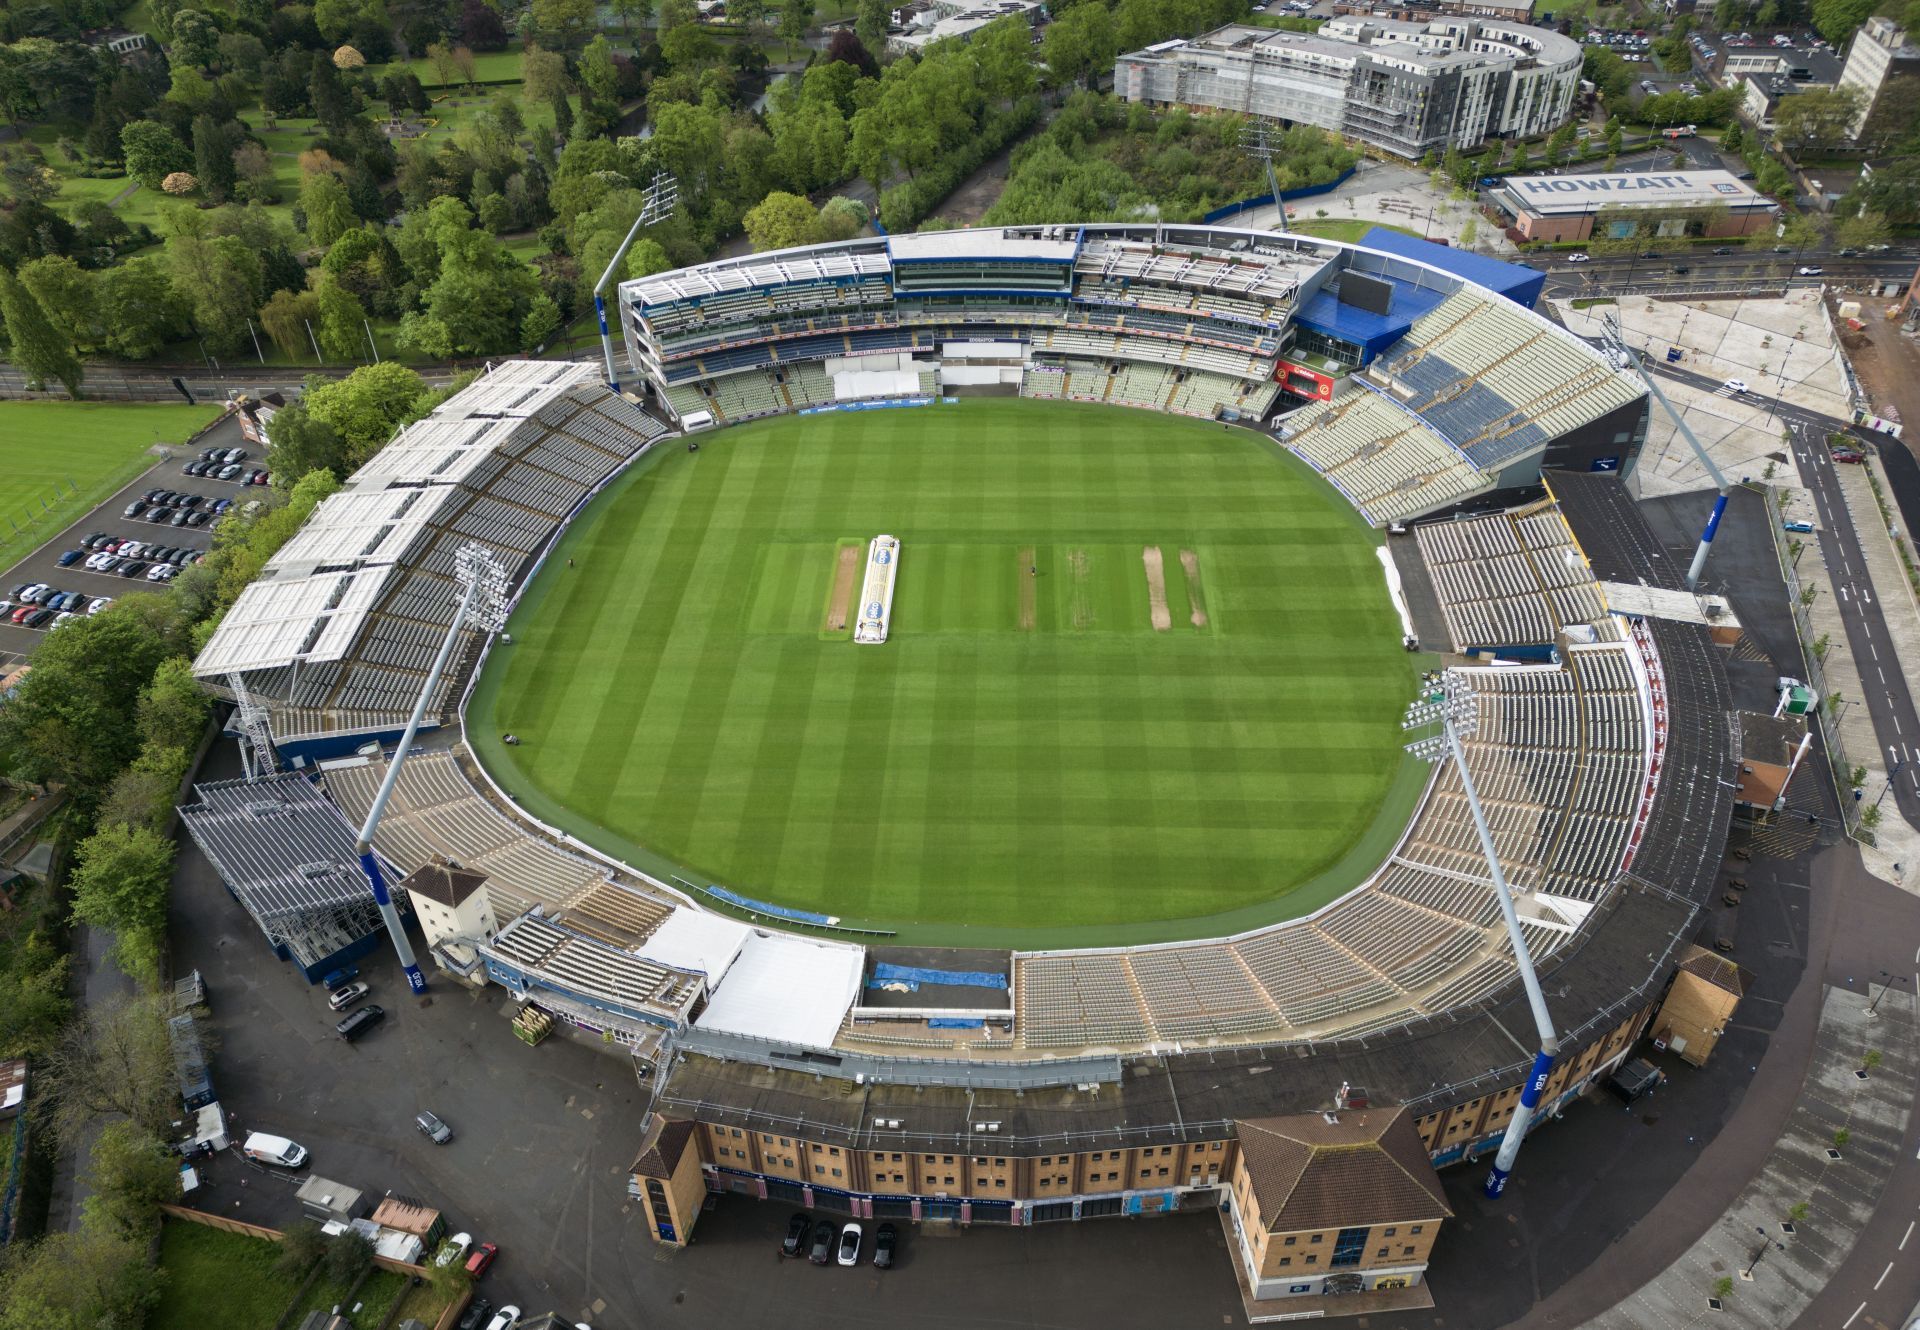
[856,0,889,53]
[192,115,240,202]
[0,271,83,398]
[532,0,597,41]
[69,821,174,944]
[1720,120,1744,154]
[302,362,432,462]
[139,657,212,751]
[522,291,563,347]
[580,34,621,101]
[97,259,189,360]
[278,1221,330,1278]
[19,256,101,354]
[314,275,371,360]
[780,0,815,42]
[1774,86,1865,154]
[301,171,358,248]
[0,1225,163,1330]
[523,46,570,104]
[120,119,193,191]
[0,928,70,1060]
[1836,209,1892,250]
[425,40,460,88]
[825,29,879,78]
[552,86,575,140]
[1812,0,1875,43]
[659,0,699,34]
[169,8,223,69]
[167,231,264,353]
[325,1231,376,1283]
[744,190,823,250]
[818,194,867,241]
[232,141,278,203]
[263,396,348,479]
[38,993,177,1148]
[1041,2,1118,89]
[611,0,656,31]
[83,1122,182,1239]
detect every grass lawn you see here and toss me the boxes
[150,1221,302,1330]
[392,1279,464,1326]
[0,403,220,568]
[1285,218,1421,243]
[366,49,526,89]
[470,400,1424,947]
[285,1267,407,1325]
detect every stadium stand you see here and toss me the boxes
[193,362,668,745]
[1280,385,1493,524]
[1414,501,1607,650]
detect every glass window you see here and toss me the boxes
[1331,1227,1369,1268]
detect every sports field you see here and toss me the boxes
[470,400,1424,946]
[0,402,222,568]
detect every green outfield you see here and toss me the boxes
[468,400,1425,946]
[0,402,223,569]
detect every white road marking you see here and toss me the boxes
[1877,1261,1895,1289]
[1846,1299,1868,1327]
[1902,1220,1914,1250]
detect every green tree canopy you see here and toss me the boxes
[0,270,83,397]
[302,361,432,463]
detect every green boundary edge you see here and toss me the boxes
[465,403,1438,951]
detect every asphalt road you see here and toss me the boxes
[1783,421,1920,825]
[1531,251,1919,301]
[0,412,261,657]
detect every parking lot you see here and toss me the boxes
[0,410,257,656]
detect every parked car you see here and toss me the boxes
[241,1131,310,1168]
[456,1299,493,1330]
[836,1222,862,1266]
[808,1220,835,1265]
[87,597,112,615]
[56,549,84,567]
[782,1213,812,1257]
[118,561,149,578]
[435,1232,474,1268]
[8,606,32,625]
[466,1242,499,1278]
[24,608,54,628]
[874,1222,897,1269]
[327,981,369,1011]
[1783,518,1814,533]
[481,1308,519,1330]
[123,500,148,519]
[335,1003,385,1042]
[416,1110,453,1144]
[323,965,360,990]
[1831,448,1865,464]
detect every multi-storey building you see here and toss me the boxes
[1112,18,1582,158]
[1838,17,1920,141]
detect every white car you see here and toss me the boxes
[1566,252,1590,263]
[52,612,75,629]
[1796,265,1824,276]
[87,597,112,615]
[483,1309,521,1330]
[434,1232,472,1268]
[145,563,173,582]
[1722,378,1748,394]
[836,1222,863,1266]
[84,553,114,571]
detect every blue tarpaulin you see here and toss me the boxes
[706,886,835,928]
[928,1018,987,1029]
[871,962,1007,990]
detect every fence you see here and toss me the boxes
[1199,167,1358,225]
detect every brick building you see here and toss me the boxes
[1652,944,1752,1066]
[1491,170,1779,242]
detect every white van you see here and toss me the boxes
[242,1132,310,1168]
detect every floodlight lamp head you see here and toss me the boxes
[453,543,511,633]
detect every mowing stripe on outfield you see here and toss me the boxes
[469,400,1428,948]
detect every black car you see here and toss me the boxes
[1671,264,1690,274]
[82,532,110,549]
[1712,246,1733,255]
[455,1298,492,1330]
[873,1222,896,1269]
[336,1003,386,1042]
[169,510,193,527]
[1640,250,1660,258]
[187,510,211,527]
[782,1213,812,1257]
[118,561,149,578]
[24,608,55,628]
[123,500,147,519]
[808,1220,835,1265]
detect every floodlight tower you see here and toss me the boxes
[352,543,510,994]
[1600,311,1730,591]
[1239,121,1289,234]
[1404,672,1561,1199]
[593,171,681,394]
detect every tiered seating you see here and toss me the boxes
[1368,292,1643,470]
[782,361,833,406]
[325,750,675,947]
[1107,362,1178,408]
[664,382,708,421]
[1415,502,1606,649]
[1021,366,1065,399]
[1016,954,1152,1048]
[1282,385,1492,525]
[706,370,783,421]
[1126,948,1282,1039]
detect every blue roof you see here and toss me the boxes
[1357,229,1545,309]
[1293,280,1449,362]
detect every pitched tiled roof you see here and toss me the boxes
[1235,1107,1451,1233]
[633,1117,696,1179]
[1675,943,1753,997]
[399,857,488,909]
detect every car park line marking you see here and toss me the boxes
[1844,1300,1867,1327]
[1877,1261,1895,1289]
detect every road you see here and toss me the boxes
[1527,250,1920,301]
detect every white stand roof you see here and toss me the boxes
[637,910,752,983]
[693,931,865,1048]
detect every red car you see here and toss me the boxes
[465,1242,498,1278]
[1830,449,1864,464]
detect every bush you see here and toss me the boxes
[277,1220,328,1278]
[878,97,1042,233]
[323,1230,374,1283]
